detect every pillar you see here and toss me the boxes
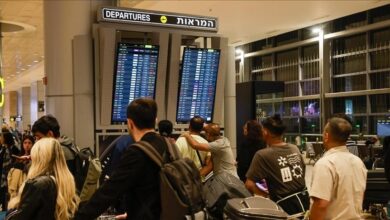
[44,0,113,147]
[3,91,18,128]
[225,46,237,157]
[30,80,45,124]
[18,86,31,132]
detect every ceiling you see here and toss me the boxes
[0,0,389,92]
[0,0,44,92]
[121,0,390,45]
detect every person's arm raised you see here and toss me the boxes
[182,133,210,152]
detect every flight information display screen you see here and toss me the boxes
[111,43,159,124]
[176,48,220,123]
[377,120,390,137]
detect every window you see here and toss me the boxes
[370,94,390,113]
[301,80,320,95]
[332,96,367,114]
[333,75,366,92]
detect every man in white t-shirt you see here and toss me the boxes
[176,116,212,177]
[309,117,367,220]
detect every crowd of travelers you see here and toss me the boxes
[0,98,388,220]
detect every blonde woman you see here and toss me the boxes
[7,137,79,220]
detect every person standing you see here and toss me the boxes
[7,135,35,201]
[7,137,79,220]
[31,115,76,176]
[74,98,169,220]
[245,115,308,216]
[237,120,266,181]
[309,117,367,220]
[176,116,212,177]
[0,129,19,210]
[182,123,237,177]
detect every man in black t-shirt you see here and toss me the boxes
[75,98,168,220]
[246,143,306,200]
[245,115,308,216]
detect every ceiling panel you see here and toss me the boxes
[0,0,44,86]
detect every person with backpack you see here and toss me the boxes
[31,115,76,175]
[74,98,180,219]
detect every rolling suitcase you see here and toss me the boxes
[204,172,252,219]
[224,197,288,220]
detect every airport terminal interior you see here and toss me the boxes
[0,0,390,219]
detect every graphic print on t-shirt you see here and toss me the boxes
[281,167,293,182]
[278,153,303,183]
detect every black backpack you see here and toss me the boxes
[62,142,102,202]
[133,138,205,220]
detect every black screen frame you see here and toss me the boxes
[111,42,160,124]
[176,47,221,124]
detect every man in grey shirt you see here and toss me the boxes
[182,123,237,177]
[246,115,308,216]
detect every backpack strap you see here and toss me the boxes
[133,141,164,167]
[196,150,204,167]
[163,137,182,161]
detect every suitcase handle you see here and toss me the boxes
[241,200,250,208]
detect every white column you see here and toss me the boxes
[19,86,31,132]
[4,91,18,128]
[30,80,45,124]
[224,46,237,157]
[44,0,112,146]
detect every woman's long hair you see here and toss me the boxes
[9,137,79,219]
[244,120,263,143]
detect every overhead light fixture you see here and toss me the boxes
[235,49,243,55]
[27,64,31,67]
[312,28,322,34]
[33,60,39,63]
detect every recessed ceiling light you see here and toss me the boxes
[27,64,31,67]
[33,60,39,63]
[21,68,26,71]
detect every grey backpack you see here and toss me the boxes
[133,138,206,220]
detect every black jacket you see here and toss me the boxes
[10,175,57,220]
[74,132,168,220]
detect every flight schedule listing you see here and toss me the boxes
[112,43,159,123]
[177,48,220,123]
